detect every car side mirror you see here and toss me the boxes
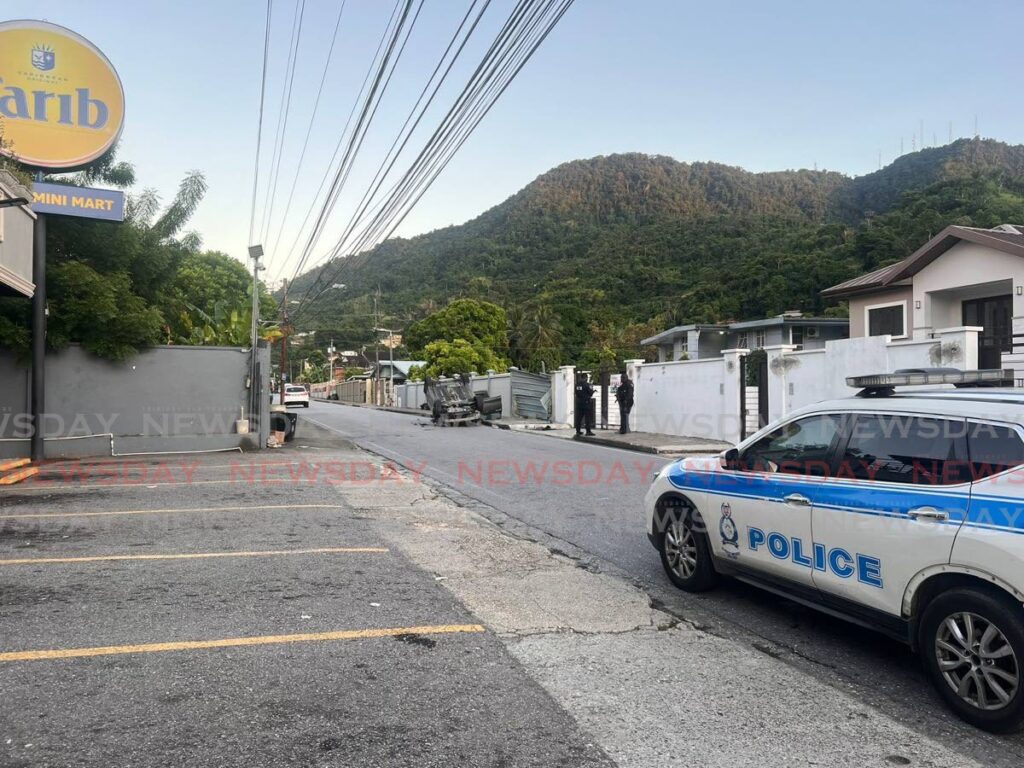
[723,448,741,470]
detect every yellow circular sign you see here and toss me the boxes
[0,20,125,169]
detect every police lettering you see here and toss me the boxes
[0,78,108,129]
[747,527,883,588]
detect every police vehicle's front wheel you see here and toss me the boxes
[920,588,1024,733]
[659,509,718,592]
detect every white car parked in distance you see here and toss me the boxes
[645,369,1024,732]
[283,384,309,408]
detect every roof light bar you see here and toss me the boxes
[847,369,1013,388]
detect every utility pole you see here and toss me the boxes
[373,285,381,406]
[280,279,290,405]
[247,244,264,423]
[30,211,46,462]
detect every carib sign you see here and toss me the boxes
[0,19,125,170]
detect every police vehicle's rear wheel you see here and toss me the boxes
[920,588,1024,733]
[659,508,718,592]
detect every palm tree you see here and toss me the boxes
[522,304,562,372]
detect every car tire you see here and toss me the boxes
[659,507,719,593]
[919,587,1024,733]
[303,402,309,408]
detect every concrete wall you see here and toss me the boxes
[0,344,267,459]
[628,328,986,444]
[634,357,734,441]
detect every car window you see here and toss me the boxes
[967,422,1024,479]
[840,414,966,485]
[740,414,842,476]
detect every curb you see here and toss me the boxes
[570,432,727,456]
[314,399,422,417]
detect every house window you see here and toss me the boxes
[963,295,1012,353]
[866,302,906,338]
[737,331,749,349]
[790,326,804,348]
[754,330,766,349]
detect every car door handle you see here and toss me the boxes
[783,493,811,507]
[908,506,949,522]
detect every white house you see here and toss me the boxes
[642,312,849,363]
[822,224,1024,369]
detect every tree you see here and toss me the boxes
[0,143,223,359]
[46,262,163,360]
[420,338,507,378]
[519,303,562,372]
[167,251,276,342]
[405,298,509,363]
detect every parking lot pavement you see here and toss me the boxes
[0,436,611,767]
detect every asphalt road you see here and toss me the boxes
[303,401,1024,765]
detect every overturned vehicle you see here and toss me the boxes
[422,374,501,426]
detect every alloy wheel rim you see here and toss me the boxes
[664,518,698,579]
[935,611,1020,711]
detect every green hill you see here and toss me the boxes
[287,138,1024,364]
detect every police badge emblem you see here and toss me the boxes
[32,45,55,72]
[719,501,740,558]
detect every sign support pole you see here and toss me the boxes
[30,213,46,462]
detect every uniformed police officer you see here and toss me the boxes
[615,372,634,434]
[574,373,595,437]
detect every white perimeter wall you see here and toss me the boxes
[629,328,985,444]
[634,358,734,441]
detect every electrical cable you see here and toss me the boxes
[290,0,575,322]
[271,0,406,284]
[266,0,348,266]
[247,0,275,246]
[258,0,307,247]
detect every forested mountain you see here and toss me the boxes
[289,138,1024,367]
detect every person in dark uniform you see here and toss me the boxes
[574,373,595,436]
[615,372,634,434]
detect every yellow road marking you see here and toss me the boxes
[0,503,348,520]
[0,624,486,662]
[0,546,388,566]
[10,479,265,492]
[0,467,39,485]
[0,458,31,473]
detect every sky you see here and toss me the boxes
[5,0,1024,285]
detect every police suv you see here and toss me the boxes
[645,370,1024,732]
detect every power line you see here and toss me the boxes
[247,0,274,246]
[289,0,541,316]
[289,0,424,284]
[358,0,570,253]
[270,0,406,282]
[266,0,348,264]
[309,0,492,281]
[257,0,307,247]
[290,0,575,321]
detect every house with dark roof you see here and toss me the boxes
[641,312,848,362]
[822,224,1024,368]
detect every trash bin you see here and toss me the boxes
[269,405,297,442]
